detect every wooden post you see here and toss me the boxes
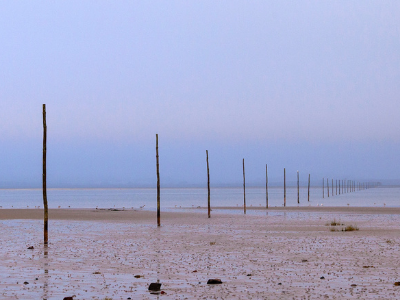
[284,168,286,207]
[297,171,299,204]
[336,179,337,195]
[308,174,310,202]
[156,134,160,227]
[339,180,341,195]
[327,178,329,197]
[206,150,210,218]
[243,158,246,214]
[266,164,268,209]
[332,179,333,197]
[323,177,324,198]
[42,104,48,245]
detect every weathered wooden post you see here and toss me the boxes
[243,158,246,214]
[308,174,310,202]
[42,104,48,245]
[297,171,299,204]
[284,168,286,207]
[156,134,160,227]
[206,150,210,218]
[266,164,268,209]
[327,178,329,197]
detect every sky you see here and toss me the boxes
[1,1,399,188]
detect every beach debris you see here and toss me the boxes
[246,274,252,276]
[27,246,34,250]
[394,282,400,286]
[351,284,357,287]
[320,276,325,280]
[210,242,216,245]
[207,279,222,284]
[63,296,76,300]
[23,281,29,285]
[362,266,374,268]
[278,283,282,285]
[148,282,162,291]
[93,271,101,274]
[161,291,166,294]
[134,275,143,278]
[302,259,308,262]
[192,270,198,273]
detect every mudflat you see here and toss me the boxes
[1,207,400,299]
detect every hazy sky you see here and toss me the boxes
[1,1,399,188]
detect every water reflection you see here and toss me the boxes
[42,244,49,300]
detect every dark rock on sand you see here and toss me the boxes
[148,282,162,291]
[207,279,222,284]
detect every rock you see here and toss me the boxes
[246,274,252,276]
[23,281,29,285]
[63,296,76,300]
[302,259,308,262]
[320,276,325,280]
[207,279,222,284]
[278,283,282,285]
[351,284,357,287]
[161,291,166,294]
[148,282,162,291]
[134,275,142,278]
[192,270,198,273]
[27,246,34,250]
[394,282,400,286]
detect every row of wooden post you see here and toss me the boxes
[322,178,374,198]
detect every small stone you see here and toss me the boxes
[192,270,197,273]
[320,276,325,280]
[394,282,400,286]
[207,279,222,284]
[27,246,34,250]
[160,291,166,294]
[35,278,38,280]
[148,282,162,291]
[23,281,29,285]
[351,284,357,287]
[134,275,142,278]
[247,274,252,276]
[127,298,132,299]
[278,283,282,285]
[302,259,308,262]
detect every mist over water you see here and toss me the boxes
[0,187,398,210]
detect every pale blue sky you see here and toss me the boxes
[1,1,399,187]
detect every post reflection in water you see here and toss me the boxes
[42,244,49,300]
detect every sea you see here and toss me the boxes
[0,186,399,211]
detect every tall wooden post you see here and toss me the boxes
[327,178,329,197]
[206,150,210,218]
[266,164,268,209]
[308,174,310,202]
[156,134,160,227]
[42,104,48,245]
[243,158,246,214]
[297,171,299,204]
[284,168,286,207]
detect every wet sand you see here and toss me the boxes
[1,207,400,299]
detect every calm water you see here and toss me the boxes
[0,186,399,210]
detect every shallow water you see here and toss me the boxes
[0,186,398,209]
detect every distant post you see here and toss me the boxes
[297,171,299,204]
[284,168,286,207]
[327,178,329,197]
[243,158,246,214]
[332,179,333,197]
[42,104,48,245]
[322,177,324,198]
[156,134,160,227]
[336,179,337,195]
[339,180,341,195]
[308,174,310,202]
[206,150,210,218]
[266,164,268,209]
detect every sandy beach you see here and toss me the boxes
[1,207,400,299]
